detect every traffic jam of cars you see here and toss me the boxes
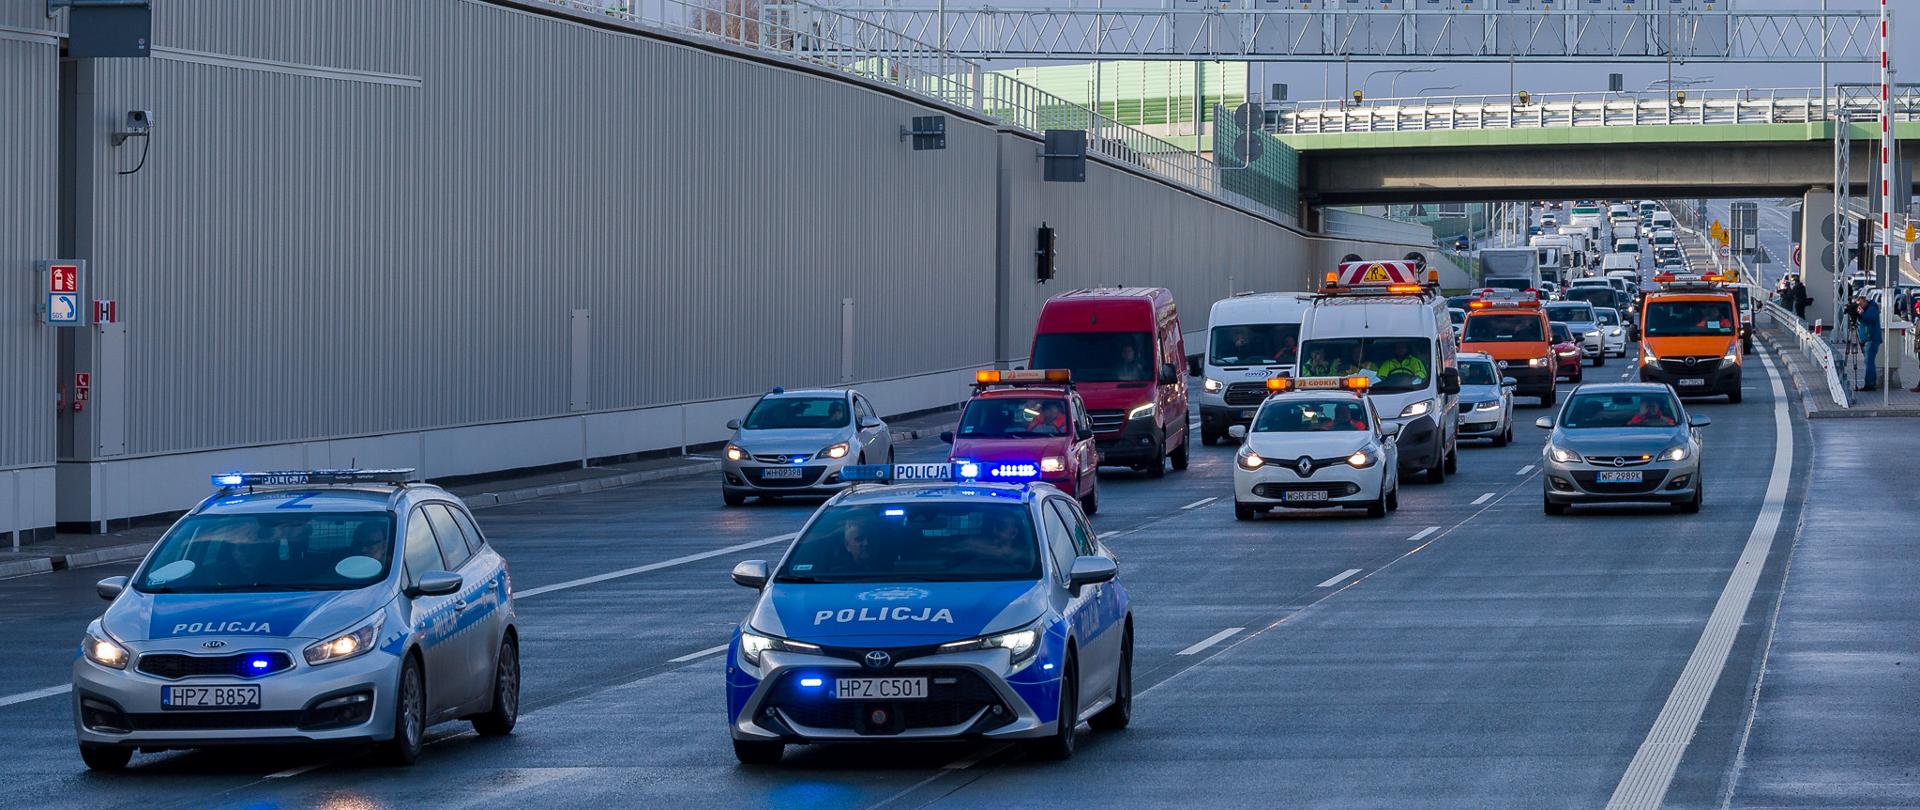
[64,199,1758,773]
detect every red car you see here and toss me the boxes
[942,370,1102,513]
[1549,321,1585,383]
[1029,287,1191,478]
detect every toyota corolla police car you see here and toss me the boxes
[942,369,1101,514]
[1228,375,1401,520]
[724,463,1131,764]
[73,470,519,770]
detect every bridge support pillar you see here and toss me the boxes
[1799,188,1836,330]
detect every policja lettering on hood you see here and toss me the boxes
[814,606,954,625]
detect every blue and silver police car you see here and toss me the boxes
[724,462,1132,764]
[73,470,519,770]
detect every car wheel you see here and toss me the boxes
[1145,442,1167,479]
[378,654,426,766]
[1728,388,1743,404]
[1367,484,1388,518]
[1678,479,1703,514]
[471,635,520,737]
[733,739,785,765]
[1386,481,1400,511]
[1544,497,1568,515]
[1234,501,1256,521]
[1089,626,1132,731]
[1031,654,1079,760]
[723,491,746,507]
[1444,443,1458,474]
[1201,428,1221,446]
[888,448,895,465]
[1080,480,1100,516]
[1593,353,1605,367]
[79,743,132,771]
[1492,422,1510,447]
[1169,435,1190,472]
[1541,388,1556,407]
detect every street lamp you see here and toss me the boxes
[1413,84,1458,98]
[1361,68,1436,102]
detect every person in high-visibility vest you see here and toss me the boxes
[1375,342,1428,382]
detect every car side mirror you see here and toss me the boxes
[1501,377,1519,388]
[410,571,463,598]
[96,575,128,601]
[1186,357,1203,377]
[1689,414,1712,428]
[1439,368,1461,395]
[731,560,770,589]
[940,430,955,444]
[1226,425,1247,440]
[1159,363,1179,385]
[1067,555,1118,594]
[1534,416,1555,429]
[726,418,742,431]
[859,418,882,429]
[1077,427,1094,441]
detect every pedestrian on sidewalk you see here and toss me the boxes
[1856,295,1882,392]
[1790,277,1809,321]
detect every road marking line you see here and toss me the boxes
[1471,492,1495,505]
[1407,526,1439,542]
[1607,351,1794,810]
[1096,531,1119,539]
[1516,464,1536,475]
[942,746,1004,769]
[265,763,326,780]
[1179,497,1217,510]
[667,644,729,664]
[0,684,68,708]
[1175,627,1244,656]
[516,533,796,599]
[1316,569,1363,588]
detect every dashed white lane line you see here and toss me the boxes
[0,684,69,708]
[1516,464,1537,475]
[1316,569,1364,588]
[1097,531,1119,539]
[1471,492,1496,505]
[1176,627,1245,656]
[1407,526,1440,542]
[516,533,797,599]
[667,644,729,664]
[1180,497,1218,510]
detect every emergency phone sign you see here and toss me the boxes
[35,260,85,328]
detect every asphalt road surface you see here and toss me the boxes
[0,347,1857,809]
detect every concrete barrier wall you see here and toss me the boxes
[13,0,1430,527]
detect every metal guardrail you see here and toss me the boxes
[535,0,1293,224]
[1765,300,1851,409]
[1267,86,1920,135]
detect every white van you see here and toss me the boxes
[1198,292,1313,445]
[1649,229,1678,250]
[1601,251,1640,278]
[1650,210,1674,231]
[1296,261,1461,483]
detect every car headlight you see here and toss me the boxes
[304,611,385,666]
[1474,400,1503,412]
[1399,400,1432,418]
[1347,448,1377,468]
[1557,349,1578,357]
[819,442,850,460]
[939,623,1042,668]
[1040,456,1066,473]
[1609,327,1623,336]
[82,629,128,670]
[1661,445,1690,462]
[1528,357,1550,368]
[1723,344,1738,362]
[1237,448,1265,470]
[1548,444,1584,464]
[1203,378,1223,393]
[1128,403,1156,420]
[1643,344,1659,363]
[738,630,821,666]
[725,443,749,462]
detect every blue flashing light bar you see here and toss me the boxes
[841,462,1044,485]
[211,469,417,488]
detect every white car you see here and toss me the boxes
[1230,379,1401,520]
[1592,307,1630,358]
[1455,352,1515,446]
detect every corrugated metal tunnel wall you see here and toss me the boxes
[0,5,61,539]
[2,0,1431,528]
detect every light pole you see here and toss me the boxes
[1414,85,1457,98]
[1360,68,1434,102]
[1387,68,1436,100]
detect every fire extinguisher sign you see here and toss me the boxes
[35,259,86,328]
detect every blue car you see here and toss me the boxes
[73,470,519,770]
[724,463,1132,763]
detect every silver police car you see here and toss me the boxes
[73,469,519,769]
[722,388,893,505]
[1536,385,1711,514]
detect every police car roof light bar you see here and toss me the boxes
[211,468,418,489]
[974,368,1072,388]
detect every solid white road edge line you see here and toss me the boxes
[1096,531,1119,539]
[516,533,797,599]
[1471,492,1495,505]
[667,644,730,664]
[1407,526,1439,542]
[1175,627,1245,656]
[0,684,69,708]
[265,762,327,780]
[1606,351,1794,810]
[1179,497,1217,510]
[1316,569,1364,588]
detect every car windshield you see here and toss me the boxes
[743,396,849,430]
[1254,399,1371,432]
[775,503,1041,583]
[134,512,395,594]
[1565,288,1613,309]
[1448,309,1466,326]
[1459,361,1500,386]
[957,397,1074,438]
[1551,323,1574,343]
[1296,337,1434,394]
[1546,305,1593,323]
[1644,300,1736,337]
[1209,323,1299,367]
[1484,278,1531,293]
[1561,391,1683,429]
[1464,313,1545,342]
[1615,243,1640,253]
[1030,332,1154,382]
[1595,309,1621,326]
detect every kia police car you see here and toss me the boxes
[1228,376,1401,520]
[73,470,519,770]
[724,462,1131,764]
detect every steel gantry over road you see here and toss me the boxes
[796,5,1887,63]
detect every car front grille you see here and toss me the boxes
[1223,383,1267,407]
[1252,482,1361,498]
[136,652,294,680]
[1571,469,1671,494]
[1087,409,1127,434]
[124,710,305,731]
[751,453,813,464]
[1658,357,1722,375]
[766,668,1007,735]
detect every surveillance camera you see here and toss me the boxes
[124,110,153,133]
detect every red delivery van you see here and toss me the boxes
[1029,288,1190,477]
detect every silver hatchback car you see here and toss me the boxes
[73,470,519,770]
[1536,385,1710,514]
[722,388,893,505]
